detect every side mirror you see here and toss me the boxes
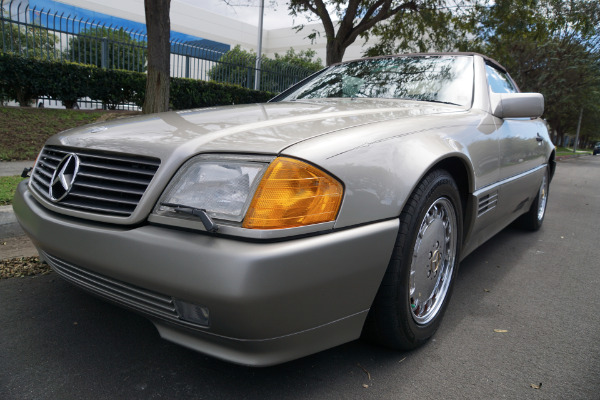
[491,92,544,118]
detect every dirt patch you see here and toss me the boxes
[1,235,49,279]
[0,256,51,279]
[1,236,38,260]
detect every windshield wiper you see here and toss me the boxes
[161,202,218,233]
[420,99,461,106]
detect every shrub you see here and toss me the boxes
[88,68,146,109]
[45,61,93,109]
[0,52,275,111]
[170,78,274,109]
[0,53,45,106]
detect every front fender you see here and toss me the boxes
[283,112,491,229]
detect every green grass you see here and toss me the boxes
[0,107,102,161]
[0,106,141,204]
[0,106,140,161]
[0,176,25,206]
[555,146,592,156]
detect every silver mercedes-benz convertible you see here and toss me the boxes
[14,52,555,366]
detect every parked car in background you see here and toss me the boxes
[14,52,555,366]
[593,142,600,155]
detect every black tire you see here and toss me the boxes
[519,167,549,231]
[363,169,462,350]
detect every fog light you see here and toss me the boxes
[174,300,210,327]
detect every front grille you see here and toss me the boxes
[41,251,182,324]
[30,146,160,217]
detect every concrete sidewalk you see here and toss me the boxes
[0,161,35,177]
[0,205,38,259]
[1,161,38,259]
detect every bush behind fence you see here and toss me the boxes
[0,52,275,110]
[0,0,312,108]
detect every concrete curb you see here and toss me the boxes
[0,205,16,224]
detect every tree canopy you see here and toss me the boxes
[362,1,474,56]
[289,0,463,65]
[359,0,600,145]
[460,0,600,145]
[209,46,323,92]
[64,27,147,72]
[273,48,324,72]
[0,15,58,59]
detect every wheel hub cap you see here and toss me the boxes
[409,197,457,325]
[537,174,548,221]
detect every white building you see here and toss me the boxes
[45,0,369,62]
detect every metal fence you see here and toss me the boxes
[0,0,315,107]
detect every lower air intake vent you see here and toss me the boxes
[42,251,181,323]
[478,191,498,217]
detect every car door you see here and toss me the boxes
[486,63,548,220]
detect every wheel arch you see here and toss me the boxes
[548,150,556,182]
[362,156,469,349]
[423,156,474,246]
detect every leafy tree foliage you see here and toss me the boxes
[273,48,324,72]
[462,0,600,145]
[363,1,474,56]
[288,0,468,65]
[209,45,323,92]
[362,0,600,145]
[0,14,58,59]
[64,27,147,72]
[208,45,255,88]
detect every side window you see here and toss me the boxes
[485,64,518,93]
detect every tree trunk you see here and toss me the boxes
[143,0,171,114]
[556,128,565,147]
[326,41,346,66]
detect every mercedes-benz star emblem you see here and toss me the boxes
[49,154,80,202]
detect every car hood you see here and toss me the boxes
[49,99,463,160]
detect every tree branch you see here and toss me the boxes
[344,1,419,48]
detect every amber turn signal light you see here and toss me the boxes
[242,157,343,229]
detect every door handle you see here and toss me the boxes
[536,133,543,142]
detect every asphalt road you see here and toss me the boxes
[1,156,599,400]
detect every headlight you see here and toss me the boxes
[155,155,269,222]
[154,155,344,231]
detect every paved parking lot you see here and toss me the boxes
[1,156,599,399]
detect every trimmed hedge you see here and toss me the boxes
[170,77,275,109]
[0,53,274,110]
[0,53,46,106]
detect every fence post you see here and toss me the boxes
[101,37,108,68]
[247,67,253,90]
[0,0,316,101]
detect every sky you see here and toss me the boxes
[24,0,320,32]
[19,0,325,49]
[29,0,205,42]
[177,0,316,30]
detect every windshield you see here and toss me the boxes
[278,55,474,107]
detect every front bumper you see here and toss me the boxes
[14,182,398,366]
